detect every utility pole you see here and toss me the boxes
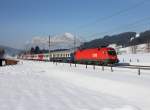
[74,33,76,52]
[147,40,150,53]
[49,35,51,61]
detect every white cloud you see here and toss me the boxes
[30,32,83,50]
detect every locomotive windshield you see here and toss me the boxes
[108,50,116,55]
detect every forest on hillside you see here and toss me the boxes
[80,30,150,49]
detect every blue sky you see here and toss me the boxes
[0,0,150,49]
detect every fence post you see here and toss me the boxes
[70,63,71,67]
[56,62,57,66]
[93,65,95,70]
[111,66,113,72]
[102,66,104,71]
[86,64,87,69]
[75,63,76,67]
[138,68,140,76]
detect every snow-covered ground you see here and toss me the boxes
[118,53,150,66]
[0,60,150,110]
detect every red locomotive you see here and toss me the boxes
[74,47,119,65]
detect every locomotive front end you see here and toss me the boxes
[105,48,119,64]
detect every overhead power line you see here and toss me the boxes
[87,16,150,38]
[76,0,149,30]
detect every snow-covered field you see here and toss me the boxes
[0,60,150,110]
[118,53,150,66]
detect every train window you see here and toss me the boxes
[108,50,116,55]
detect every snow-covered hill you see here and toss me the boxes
[0,45,21,57]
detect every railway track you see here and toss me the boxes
[20,59,150,72]
[68,62,150,71]
[113,64,150,70]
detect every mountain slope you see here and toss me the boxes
[0,45,21,56]
[80,32,136,49]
